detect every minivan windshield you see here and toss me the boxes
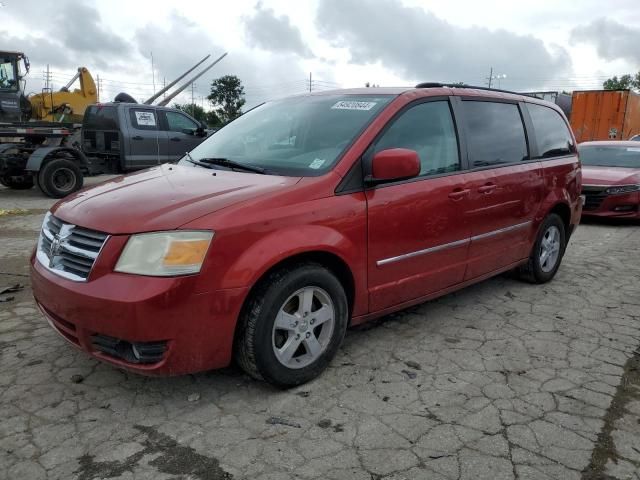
[579,145,640,168]
[179,94,394,176]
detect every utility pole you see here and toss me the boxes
[96,74,101,101]
[486,68,507,89]
[191,82,195,116]
[163,77,166,100]
[150,52,156,95]
[309,72,312,92]
[44,64,51,90]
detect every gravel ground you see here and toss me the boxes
[1,181,639,480]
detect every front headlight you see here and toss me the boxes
[605,184,640,195]
[115,231,214,276]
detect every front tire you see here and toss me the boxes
[235,263,348,387]
[38,158,83,198]
[518,213,566,283]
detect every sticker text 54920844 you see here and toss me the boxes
[331,101,377,111]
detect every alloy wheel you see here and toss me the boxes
[271,286,335,369]
[539,225,561,273]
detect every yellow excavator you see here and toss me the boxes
[0,51,97,123]
[30,67,97,122]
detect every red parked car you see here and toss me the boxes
[31,84,582,386]
[579,141,640,218]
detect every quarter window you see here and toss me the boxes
[527,103,574,158]
[462,101,528,167]
[84,106,118,130]
[374,101,460,176]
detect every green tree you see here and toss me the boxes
[603,72,640,91]
[204,110,222,128]
[173,103,221,127]
[207,75,246,124]
[173,103,205,121]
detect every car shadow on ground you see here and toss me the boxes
[580,215,639,227]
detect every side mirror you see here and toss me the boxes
[369,148,421,183]
[196,126,207,137]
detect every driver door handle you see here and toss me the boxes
[132,135,143,140]
[170,137,181,142]
[448,188,470,201]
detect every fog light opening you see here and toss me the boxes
[92,334,167,364]
[612,205,636,212]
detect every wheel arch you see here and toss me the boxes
[25,146,88,172]
[231,249,357,356]
[548,201,572,237]
[535,186,575,240]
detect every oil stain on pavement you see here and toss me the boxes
[76,425,232,480]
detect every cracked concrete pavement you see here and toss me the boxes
[1,182,639,480]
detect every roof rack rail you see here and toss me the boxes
[415,82,524,97]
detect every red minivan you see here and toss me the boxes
[31,85,582,386]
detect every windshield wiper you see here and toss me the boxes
[198,157,266,174]
[183,151,215,169]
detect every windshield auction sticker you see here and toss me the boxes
[331,101,377,111]
[309,158,326,169]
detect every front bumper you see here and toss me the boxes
[31,257,248,375]
[581,189,640,218]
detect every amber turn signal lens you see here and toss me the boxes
[163,240,210,266]
[115,231,214,276]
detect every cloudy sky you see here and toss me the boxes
[1,0,639,109]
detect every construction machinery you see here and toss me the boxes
[0,51,30,122]
[0,52,227,197]
[0,50,97,123]
[30,67,97,123]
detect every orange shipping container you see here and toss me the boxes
[570,89,640,143]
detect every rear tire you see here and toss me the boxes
[35,171,51,196]
[2,176,34,190]
[235,263,348,387]
[38,158,83,198]
[518,213,566,283]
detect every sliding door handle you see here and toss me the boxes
[478,183,497,194]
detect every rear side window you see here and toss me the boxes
[83,106,118,130]
[527,103,574,158]
[375,101,460,176]
[462,101,528,167]
[129,109,158,131]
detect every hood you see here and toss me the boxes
[52,164,300,234]
[581,166,640,186]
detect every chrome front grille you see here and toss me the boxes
[36,213,109,281]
